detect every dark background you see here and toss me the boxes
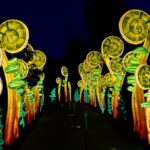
[0,1,150,149]
[0,0,150,97]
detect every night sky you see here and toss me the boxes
[0,0,150,94]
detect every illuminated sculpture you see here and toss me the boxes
[0,19,30,145]
[101,36,125,119]
[0,19,46,147]
[73,89,80,103]
[77,79,85,103]
[0,48,4,149]
[97,75,106,113]
[49,87,56,103]
[68,81,72,103]
[80,51,103,107]
[56,77,62,102]
[61,66,69,103]
[83,90,90,104]
[119,9,150,143]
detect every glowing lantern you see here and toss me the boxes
[0,78,3,96]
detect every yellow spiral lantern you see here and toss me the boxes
[56,77,62,85]
[122,51,139,74]
[83,59,95,72]
[61,66,68,77]
[101,36,124,58]
[86,50,103,68]
[135,64,150,90]
[32,50,47,70]
[119,9,150,45]
[110,57,124,74]
[18,59,28,78]
[0,19,29,53]
[104,72,115,88]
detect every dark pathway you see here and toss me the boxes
[11,102,150,150]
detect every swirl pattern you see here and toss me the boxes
[77,80,84,89]
[135,64,150,90]
[122,51,139,73]
[110,57,124,73]
[56,77,62,84]
[97,75,106,87]
[61,66,68,77]
[101,36,124,58]
[32,50,47,70]
[83,59,95,73]
[86,51,103,68]
[104,73,114,87]
[18,59,28,78]
[119,9,150,44]
[0,19,29,53]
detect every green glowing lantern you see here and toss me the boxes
[37,84,43,90]
[140,102,150,108]
[109,87,114,92]
[114,87,122,91]
[74,89,80,103]
[37,81,43,85]
[107,90,112,115]
[107,93,112,98]
[8,79,26,89]
[49,88,56,102]
[8,57,18,65]
[19,117,25,128]
[126,75,136,85]
[5,64,19,73]
[16,88,24,95]
[144,92,150,97]
[126,64,139,74]
[14,74,23,80]
[130,57,139,64]
[133,46,148,55]
[122,51,139,73]
[127,86,134,92]
[83,90,90,104]
[26,92,34,98]
[30,98,36,103]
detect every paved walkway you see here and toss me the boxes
[5,102,150,150]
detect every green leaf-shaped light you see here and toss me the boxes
[8,79,26,89]
[133,46,148,55]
